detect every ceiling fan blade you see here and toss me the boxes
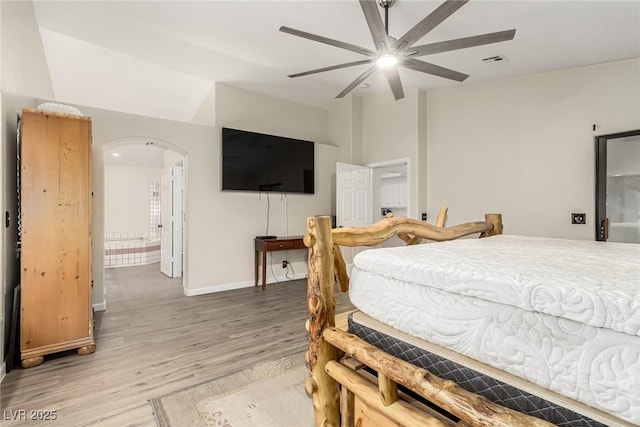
[384,67,405,100]
[402,58,468,82]
[288,59,374,78]
[280,26,375,57]
[359,0,390,51]
[336,64,377,98]
[405,29,516,57]
[394,0,469,52]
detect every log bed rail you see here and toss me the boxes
[303,213,555,427]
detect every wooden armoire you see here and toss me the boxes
[20,108,95,368]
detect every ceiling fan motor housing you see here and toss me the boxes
[378,0,396,8]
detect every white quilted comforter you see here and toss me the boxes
[349,235,640,424]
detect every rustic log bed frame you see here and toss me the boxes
[303,213,557,427]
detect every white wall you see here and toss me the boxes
[205,84,336,293]
[192,85,215,127]
[427,58,640,239]
[329,59,640,234]
[362,91,419,164]
[104,165,161,235]
[328,96,364,164]
[0,1,53,99]
[50,83,336,304]
[164,149,183,168]
[417,90,428,219]
[361,90,423,219]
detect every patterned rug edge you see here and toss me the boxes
[149,352,307,427]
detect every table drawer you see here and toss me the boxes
[264,239,306,251]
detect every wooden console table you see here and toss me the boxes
[254,236,306,290]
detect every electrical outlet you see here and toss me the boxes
[421,212,427,221]
[282,260,288,268]
[572,213,586,225]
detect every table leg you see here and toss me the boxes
[262,249,267,290]
[255,249,259,287]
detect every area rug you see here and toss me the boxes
[150,353,312,427]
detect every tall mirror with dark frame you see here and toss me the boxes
[596,129,640,243]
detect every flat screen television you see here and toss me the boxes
[221,127,314,194]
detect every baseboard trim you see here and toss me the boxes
[0,361,6,383]
[93,302,106,312]
[185,281,253,296]
[185,273,307,296]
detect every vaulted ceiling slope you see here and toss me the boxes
[29,1,640,122]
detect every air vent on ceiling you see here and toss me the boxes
[482,55,509,63]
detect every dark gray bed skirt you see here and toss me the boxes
[348,315,605,427]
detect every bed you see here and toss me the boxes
[302,214,639,427]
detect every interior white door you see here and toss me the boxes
[336,162,371,228]
[160,166,173,277]
[172,164,184,277]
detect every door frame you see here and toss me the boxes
[595,129,640,241]
[367,157,411,219]
[335,157,411,228]
[101,137,189,303]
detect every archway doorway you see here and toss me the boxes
[102,137,188,294]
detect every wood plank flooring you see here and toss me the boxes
[0,264,354,426]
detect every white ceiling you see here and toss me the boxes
[32,0,640,121]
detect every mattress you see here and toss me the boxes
[349,235,640,425]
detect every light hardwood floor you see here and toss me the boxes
[1,264,354,426]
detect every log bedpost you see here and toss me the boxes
[304,216,340,427]
[483,213,503,237]
[435,207,448,227]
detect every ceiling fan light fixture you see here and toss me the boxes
[376,53,398,68]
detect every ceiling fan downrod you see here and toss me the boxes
[378,0,395,35]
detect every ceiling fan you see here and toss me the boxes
[280,0,516,100]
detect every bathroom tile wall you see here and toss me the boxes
[104,179,162,268]
[104,232,160,268]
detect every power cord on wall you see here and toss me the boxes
[261,191,299,283]
[285,261,295,281]
[265,192,271,236]
[269,253,281,284]
[283,193,288,237]
[269,252,300,283]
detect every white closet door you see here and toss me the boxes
[336,162,371,229]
